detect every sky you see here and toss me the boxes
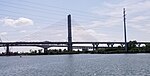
[0,0,150,52]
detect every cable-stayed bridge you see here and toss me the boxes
[0,15,150,55]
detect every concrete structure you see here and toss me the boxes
[67,14,72,51]
[0,41,150,55]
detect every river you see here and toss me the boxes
[0,54,150,76]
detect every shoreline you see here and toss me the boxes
[0,52,150,56]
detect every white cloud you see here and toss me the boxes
[20,30,27,33]
[92,0,150,22]
[0,32,7,35]
[91,0,150,31]
[72,26,109,41]
[129,16,149,22]
[1,17,34,26]
[84,0,150,41]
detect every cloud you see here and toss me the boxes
[91,0,150,32]
[81,0,149,41]
[20,30,27,33]
[129,16,149,22]
[1,17,34,26]
[92,0,150,22]
[72,26,109,41]
[0,32,7,35]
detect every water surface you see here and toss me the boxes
[0,54,150,76]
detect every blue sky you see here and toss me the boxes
[0,0,150,52]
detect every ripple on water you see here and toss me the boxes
[0,54,150,76]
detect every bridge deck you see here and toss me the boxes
[0,41,149,44]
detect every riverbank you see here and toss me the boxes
[1,51,150,56]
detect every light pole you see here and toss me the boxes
[123,8,128,52]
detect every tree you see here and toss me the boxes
[58,49,62,53]
[145,44,150,52]
[128,40,137,50]
[38,49,42,54]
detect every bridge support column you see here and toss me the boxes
[44,48,48,54]
[121,44,124,47]
[107,43,114,48]
[111,44,114,47]
[92,43,99,51]
[107,44,110,47]
[138,44,141,47]
[92,44,95,51]
[6,44,10,56]
[95,44,99,50]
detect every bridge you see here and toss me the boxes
[0,14,150,55]
[1,41,150,55]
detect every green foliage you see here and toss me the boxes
[128,40,137,50]
[144,44,150,51]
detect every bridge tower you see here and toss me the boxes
[67,14,72,51]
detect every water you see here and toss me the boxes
[0,54,150,76]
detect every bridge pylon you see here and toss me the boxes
[67,14,72,51]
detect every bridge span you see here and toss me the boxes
[0,41,150,55]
